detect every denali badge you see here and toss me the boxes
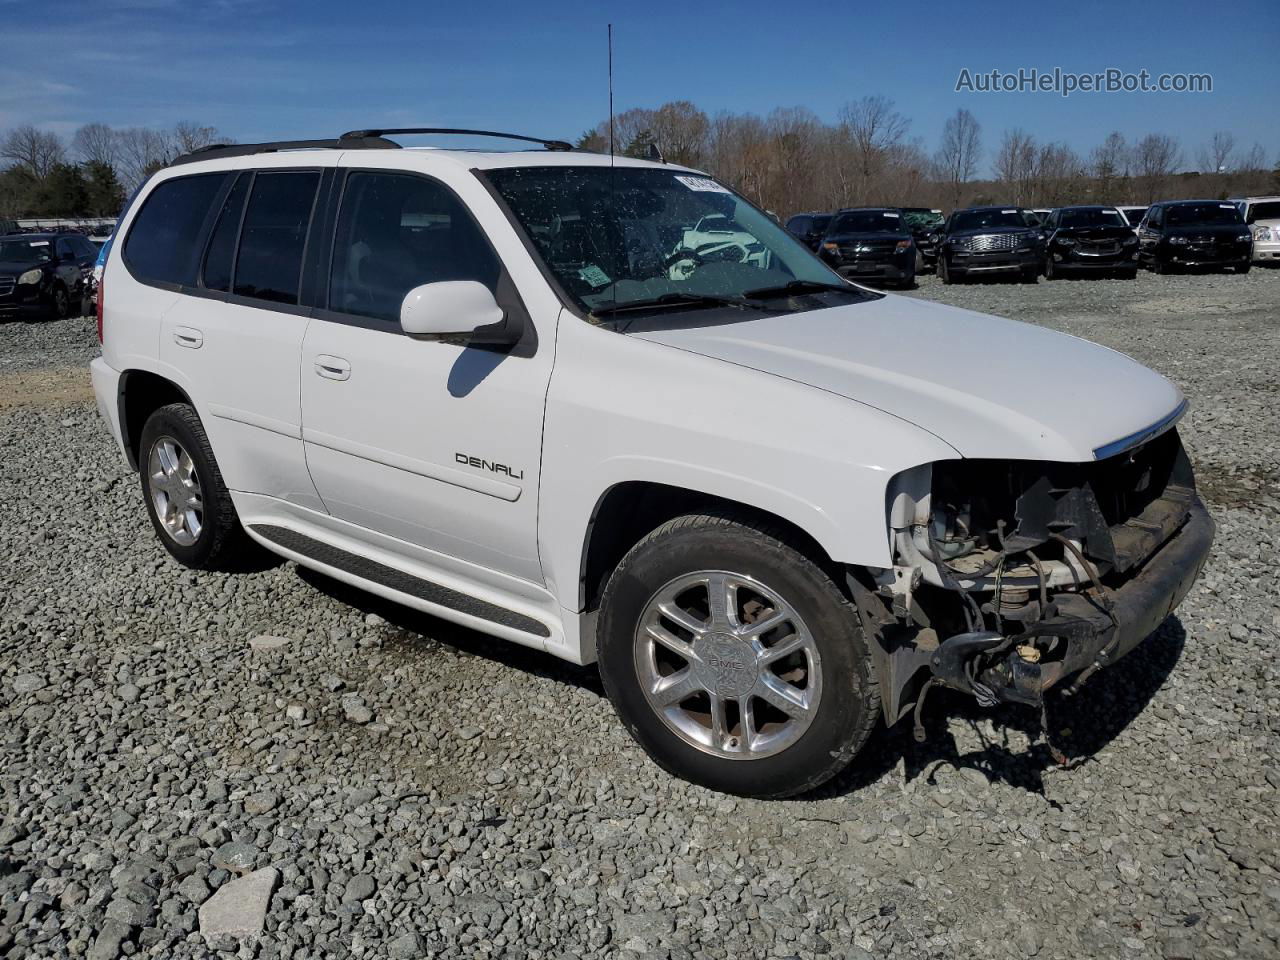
[455,453,524,480]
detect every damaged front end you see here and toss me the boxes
[853,425,1215,739]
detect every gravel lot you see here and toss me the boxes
[2,269,1278,960]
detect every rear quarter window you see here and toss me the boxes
[123,173,228,286]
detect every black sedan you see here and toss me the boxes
[0,232,97,320]
[1137,200,1253,274]
[1042,206,1139,279]
[937,207,1044,284]
[817,208,916,288]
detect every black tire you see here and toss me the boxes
[898,272,916,290]
[138,403,253,570]
[938,256,956,284]
[597,511,880,798]
[1152,258,1171,275]
[50,284,70,320]
[1021,264,1040,283]
[1117,268,1138,280]
[1043,257,1057,280]
[1237,262,1252,274]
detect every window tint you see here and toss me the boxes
[329,172,500,323]
[787,216,809,235]
[233,171,320,305]
[202,174,249,292]
[56,238,75,258]
[124,173,227,286]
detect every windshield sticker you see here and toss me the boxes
[883,212,899,217]
[28,241,49,247]
[1218,203,1235,209]
[1001,209,1017,214]
[675,175,731,194]
[931,209,941,213]
[1102,209,1118,214]
[578,264,611,288]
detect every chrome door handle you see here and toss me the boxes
[173,326,203,348]
[314,355,351,381]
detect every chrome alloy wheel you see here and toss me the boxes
[634,570,822,760]
[147,436,203,546]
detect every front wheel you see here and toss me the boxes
[597,512,880,798]
[1236,262,1252,274]
[1043,257,1057,280]
[938,256,956,284]
[139,403,254,570]
[50,284,70,320]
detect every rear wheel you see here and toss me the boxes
[139,403,253,570]
[597,511,880,798]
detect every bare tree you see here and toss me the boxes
[1033,142,1084,206]
[648,102,709,167]
[1090,131,1129,199]
[114,127,174,191]
[934,109,981,209]
[72,123,118,168]
[1132,134,1181,202]
[1238,142,1267,173]
[0,125,66,178]
[172,121,228,156]
[838,96,909,202]
[993,128,1037,204]
[1197,131,1236,174]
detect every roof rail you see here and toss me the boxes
[169,134,399,167]
[340,127,574,152]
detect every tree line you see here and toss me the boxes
[0,122,227,219]
[576,100,1279,216]
[3,105,1277,221]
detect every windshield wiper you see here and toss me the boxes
[742,279,858,299]
[591,292,758,320]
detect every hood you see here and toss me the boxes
[1166,223,1248,239]
[1054,224,1132,240]
[630,296,1184,462]
[0,259,48,274]
[825,231,908,244]
[948,224,1035,238]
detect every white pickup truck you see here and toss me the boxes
[90,128,1214,797]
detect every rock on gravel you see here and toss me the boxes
[1,274,1278,959]
[198,867,279,938]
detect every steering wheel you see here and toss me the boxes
[663,247,706,268]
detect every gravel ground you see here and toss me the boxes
[1,269,1278,960]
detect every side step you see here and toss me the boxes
[249,524,551,638]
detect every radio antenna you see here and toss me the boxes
[607,24,615,157]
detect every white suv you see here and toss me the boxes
[90,128,1214,797]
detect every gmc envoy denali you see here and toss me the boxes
[90,128,1214,798]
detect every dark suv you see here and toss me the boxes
[1042,206,1139,279]
[900,207,945,270]
[817,208,916,288]
[784,212,832,251]
[1138,200,1253,274]
[937,206,1044,284]
[0,232,97,319]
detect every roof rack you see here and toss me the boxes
[340,128,574,152]
[169,134,399,167]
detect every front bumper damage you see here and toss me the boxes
[853,425,1215,737]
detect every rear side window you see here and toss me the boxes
[328,172,500,324]
[124,173,227,286]
[233,171,320,305]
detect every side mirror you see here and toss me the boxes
[400,281,504,338]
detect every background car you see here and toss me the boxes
[1230,196,1280,264]
[1137,200,1253,274]
[900,207,945,271]
[1117,205,1148,232]
[784,211,832,251]
[936,206,1044,284]
[0,231,97,319]
[1041,206,1139,279]
[817,207,916,288]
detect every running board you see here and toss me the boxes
[249,524,551,638]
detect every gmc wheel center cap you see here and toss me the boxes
[692,633,758,698]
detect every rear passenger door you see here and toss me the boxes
[299,167,554,583]
[152,167,328,511]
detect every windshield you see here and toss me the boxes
[1059,208,1127,228]
[949,209,1035,231]
[901,209,944,230]
[828,211,906,234]
[0,238,53,264]
[486,166,863,318]
[1246,201,1280,222]
[1166,203,1244,226]
[1121,207,1147,224]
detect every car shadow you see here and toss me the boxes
[293,566,604,696]
[812,616,1187,803]
[287,564,1185,802]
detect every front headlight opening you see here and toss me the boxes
[17,268,43,285]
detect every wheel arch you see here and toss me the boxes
[117,369,195,470]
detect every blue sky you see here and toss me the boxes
[3,0,1277,174]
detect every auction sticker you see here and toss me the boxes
[675,175,731,194]
[578,264,611,288]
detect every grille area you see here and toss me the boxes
[0,278,14,297]
[965,234,1020,252]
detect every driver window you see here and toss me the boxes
[329,172,500,324]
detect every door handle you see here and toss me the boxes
[314,355,351,381]
[173,326,203,349]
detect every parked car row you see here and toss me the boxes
[787,195,1275,288]
[0,231,99,320]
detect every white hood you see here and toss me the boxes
[631,295,1185,462]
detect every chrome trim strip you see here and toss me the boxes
[1093,399,1188,461]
